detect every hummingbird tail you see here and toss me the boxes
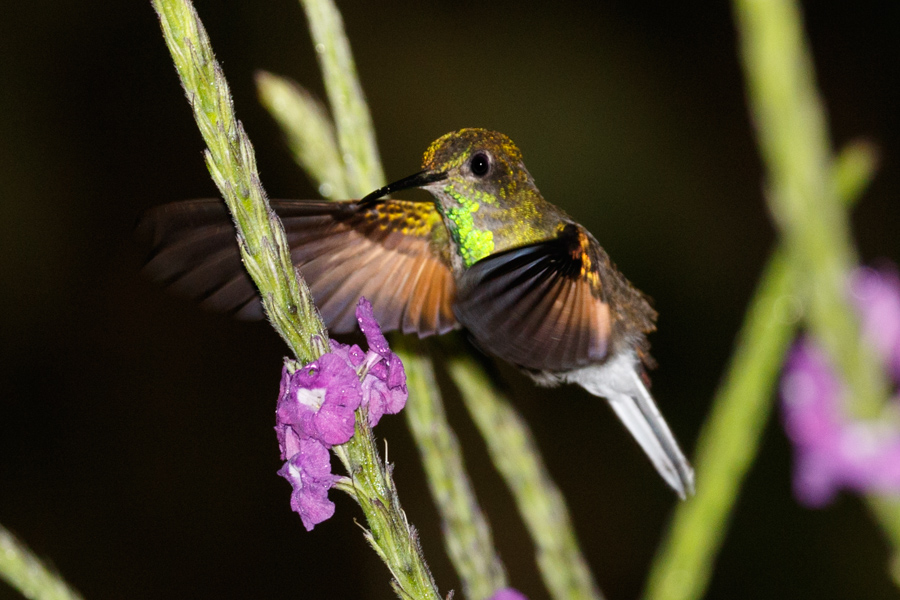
[605,384,695,499]
[565,353,695,499]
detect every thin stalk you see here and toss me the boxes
[267,2,516,595]
[399,338,509,600]
[735,0,888,417]
[867,497,900,587]
[734,0,900,582]
[332,417,442,600]
[448,352,604,600]
[0,525,85,600]
[255,71,350,199]
[643,140,880,600]
[643,246,796,600]
[152,1,442,597]
[299,0,384,196]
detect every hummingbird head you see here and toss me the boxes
[419,128,534,200]
[360,128,535,209]
[360,129,557,270]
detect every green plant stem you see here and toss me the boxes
[643,246,795,600]
[152,0,326,363]
[0,525,84,600]
[735,0,888,418]
[299,0,384,196]
[332,417,442,600]
[268,3,519,594]
[867,497,900,588]
[447,352,604,600]
[642,141,880,600]
[734,0,900,581]
[399,338,508,600]
[152,2,443,597]
[255,71,349,199]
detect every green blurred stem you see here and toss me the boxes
[644,0,898,595]
[399,338,508,600]
[735,0,888,418]
[299,0,384,196]
[153,1,443,597]
[643,141,880,600]
[734,0,900,580]
[643,242,796,600]
[448,352,604,600]
[256,71,350,199]
[867,497,900,588]
[0,525,84,600]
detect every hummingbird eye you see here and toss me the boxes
[469,152,491,177]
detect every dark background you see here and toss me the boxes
[2,1,898,599]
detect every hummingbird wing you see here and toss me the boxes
[454,223,654,372]
[137,198,458,336]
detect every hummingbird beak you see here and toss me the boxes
[359,169,447,205]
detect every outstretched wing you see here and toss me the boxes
[454,223,656,372]
[137,199,458,336]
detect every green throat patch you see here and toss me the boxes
[440,186,495,268]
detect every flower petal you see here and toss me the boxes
[277,354,362,447]
[852,268,900,379]
[277,438,337,531]
[361,357,407,426]
[781,266,900,506]
[356,297,391,357]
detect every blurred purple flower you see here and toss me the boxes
[277,437,338,531]
[781,267,900,507]
[852,268,900,379]
[488,589,529,600]
[275,297,408,529]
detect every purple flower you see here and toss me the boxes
[488,589,529,600]
[276,437,338,531]
[361,351,407,426]
[276,353,361,448]
[781,267,900,506]
[351,297,408,426]
[852,268,900,379]
[275,297,408,529]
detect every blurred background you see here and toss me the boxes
[1,1,898,598]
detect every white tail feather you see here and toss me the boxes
[564,351,695,498]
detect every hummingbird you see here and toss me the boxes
[139,128,695,498]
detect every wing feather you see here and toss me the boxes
[454,223,614,372]
[137,198,458,336]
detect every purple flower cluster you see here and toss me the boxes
[781,267,900,506]
[275,298,408,530]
